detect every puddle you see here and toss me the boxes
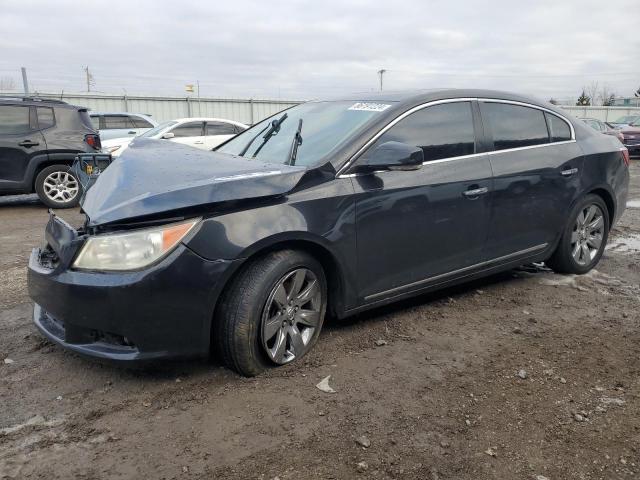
[627,199,640,209]
[606,233,640,253]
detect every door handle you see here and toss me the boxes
[463,187,489,198]
[18,140,39,148]
[561,167,578,176]
[128,131,137,134]
[193,141,204,144]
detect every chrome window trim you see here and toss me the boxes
[336,97,576,178]
[478,98,576,140]
[486,139,576,156]
[364,243,548,302]
[335,98,476,177]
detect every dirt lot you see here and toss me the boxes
[1,161,639,480]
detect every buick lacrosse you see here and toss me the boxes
[28,89,630,376]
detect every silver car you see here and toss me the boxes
[89,112,158,141]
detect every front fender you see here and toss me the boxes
[185,178,358,310]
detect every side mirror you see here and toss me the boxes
[359,141,424,172]
[161,132,175,139]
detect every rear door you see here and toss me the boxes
[204,121,238,150]
[0,104,46,192]
[479,100,583,259]
[101,115,137,140]
[351,100,493,302]
[168,121,205,148]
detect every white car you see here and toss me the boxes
[101,118,248,157]
[90,113,158,141]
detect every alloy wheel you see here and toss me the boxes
[571,204,604,266]
[42,171,79,203]
[260,268,322,364]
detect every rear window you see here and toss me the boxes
[131,116,153,128]
[482,103,549,151]
[545,113,572,142]
[37,107,55,129]
[0,105,31,134]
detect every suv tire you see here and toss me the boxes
[215,249,327,377]
[546,194,610,274]
[35,165,81,209]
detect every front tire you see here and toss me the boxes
[546,194,609,274]
[35,165,81,209]
[215,250,327,377]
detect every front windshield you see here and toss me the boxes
[217,101,393,166]
[141,121,177,138]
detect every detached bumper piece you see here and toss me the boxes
[33,304,143,361]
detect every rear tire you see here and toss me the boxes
[214,249,327,377]
[546,194,609,274]
[35,164,81,209]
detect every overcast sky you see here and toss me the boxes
[1,0,638,101]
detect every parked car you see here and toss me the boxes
[89,112,158,141]
[579,117,624,143]
[101,118,248,157]
[607,115,640,129]
[619,125,640,155]
[28,89,630,376]
[0,97,101,208]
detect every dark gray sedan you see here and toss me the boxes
[28,89,630,376]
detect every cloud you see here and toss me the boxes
[0,0,638,101]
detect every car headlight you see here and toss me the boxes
[104,145,121,154]
[73,219,200,271]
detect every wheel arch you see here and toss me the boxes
[586,186,615,224]
[31,156,78,192]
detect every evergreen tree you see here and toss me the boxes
[576,91,591,106]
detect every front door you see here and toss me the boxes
[169,121,205,149]
[350,101,493,302]
[0,104,46,192]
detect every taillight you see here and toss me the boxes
[620,147,630,167]
[85,134,101,150]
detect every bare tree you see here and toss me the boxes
[0,76,16,91]
[584,81,599,106]
[598,84,616,106]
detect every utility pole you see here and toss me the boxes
[377,69,387,91]
[84,66,94,92]
[21,67,29,95]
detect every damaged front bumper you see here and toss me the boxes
[27,213,239,363]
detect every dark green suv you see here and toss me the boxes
[0,97,101,208]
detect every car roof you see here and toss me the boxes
[0,96,82,109]
[91,112,153,118]
[312,88,570,119]
[172,117,248,127]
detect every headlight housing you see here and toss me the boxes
[73,219,200,271]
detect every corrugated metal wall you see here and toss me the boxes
[3,92,640,124]
[2,93,302,125]
[559,105,640,122]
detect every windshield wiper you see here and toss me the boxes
[248,113,288,158]
[287,119,303,166]
[238,123,270,157]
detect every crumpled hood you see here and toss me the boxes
[82,139,307,226]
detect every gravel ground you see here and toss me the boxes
[1,160,639,480]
